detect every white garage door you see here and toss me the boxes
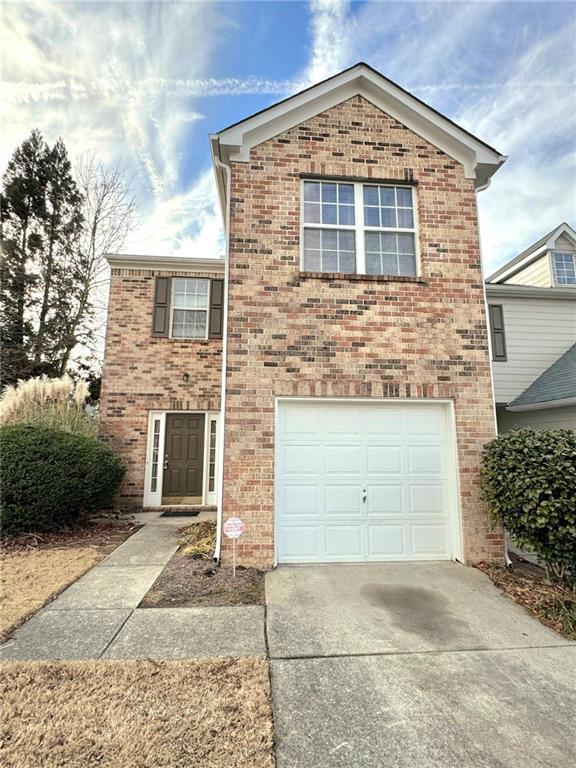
[276,400,459,563]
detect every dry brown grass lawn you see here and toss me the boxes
[0,658,275,768]
[0,548,101,640]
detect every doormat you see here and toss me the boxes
[160,510,200,518]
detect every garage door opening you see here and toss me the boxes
[275,399,462,564]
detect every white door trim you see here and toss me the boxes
[143,410,219,507]
[274,397,463,565]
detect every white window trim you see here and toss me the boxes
[300,178,420,277]
[143,410,219,508]
[169,277,211,340]
[550,250,576,288]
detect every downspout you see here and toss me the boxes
[476,181,512,567]
[213,146,231,564]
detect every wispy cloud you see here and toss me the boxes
[303,0,353,85]
[300,0,576,269]
[2,0,574,275]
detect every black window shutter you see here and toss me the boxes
[152,277,171,337]
[488,305,507,361]
[209,279,224,339]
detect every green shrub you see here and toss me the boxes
[0,424,125,536]
[480,429,576,584]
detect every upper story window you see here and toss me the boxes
[171,278,210,338]
[552,252,576,286]
[151,276,224,340]
[302,180,418,277]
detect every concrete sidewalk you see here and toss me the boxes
[1,515,265,661]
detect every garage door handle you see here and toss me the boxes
[362,490,367,503]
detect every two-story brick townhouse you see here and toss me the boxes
[101,62,508,568]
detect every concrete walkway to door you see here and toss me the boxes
[1,512,265,661]
[266,563,576,768]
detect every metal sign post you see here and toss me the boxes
[223,517,245,578]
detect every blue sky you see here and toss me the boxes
[2,0,575,273]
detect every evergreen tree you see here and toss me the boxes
[0,130,48,383]
[1,131,84,385]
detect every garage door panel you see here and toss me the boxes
[281,405,319,436]
[321,407,361,435]
[325,445,360,474]
[282,485,320,517]
[411,524,448,556]
[326,485,362,516]
[405,408,444,437]
[364,409,402,436]
[407,445,443,475]
[366,445,402,474]
[409,484,445,515]
[325,525,363,558]
[280,526,321,560]
[366,485,403,515]
[282,444,320,475]
[368,524,405,556]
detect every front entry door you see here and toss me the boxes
[162,413,205,504]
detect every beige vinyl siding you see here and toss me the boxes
[504,254,551,287]
[555,234,576,253]
[497,405,576,432]
[490,296,576,403]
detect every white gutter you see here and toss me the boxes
[506,396,576,412]
[485,284,576,300]
[212,145,231,564]
[476,190,512,568]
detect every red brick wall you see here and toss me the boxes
[100,268,222,509]
[222,95,504,566]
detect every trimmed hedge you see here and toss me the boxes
[480,428,576,583]
[0,423,125,536]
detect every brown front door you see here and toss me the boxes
[163,413,205,503]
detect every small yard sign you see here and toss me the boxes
[223,517,245,577]
[223,517,245,539]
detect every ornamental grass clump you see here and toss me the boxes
[480,429,576,585]
[0,374,96,437]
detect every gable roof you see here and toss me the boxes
[507,343,576,411]
[210,62,506,218]
[486,222,576,284]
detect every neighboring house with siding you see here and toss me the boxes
[486,223,576,432]
[101,62,508,568]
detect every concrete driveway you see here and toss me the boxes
[266,563,576,768]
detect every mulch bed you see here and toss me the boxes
[1,516,140,556]
[476,553,576,641]
[140,556,266,608]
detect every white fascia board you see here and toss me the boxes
[106,253,225,273]
[485,244,548,283]
[506,397,576,412]
[216,66,505,189]
[485,284,576,300]
[210,134,228,230]
[487,223,576,283]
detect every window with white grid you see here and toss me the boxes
[302,180,418,276]
[552,252,576,286]
[171,278,209,338]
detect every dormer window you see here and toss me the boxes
[302,179,418,277]
[552,252,576,286]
